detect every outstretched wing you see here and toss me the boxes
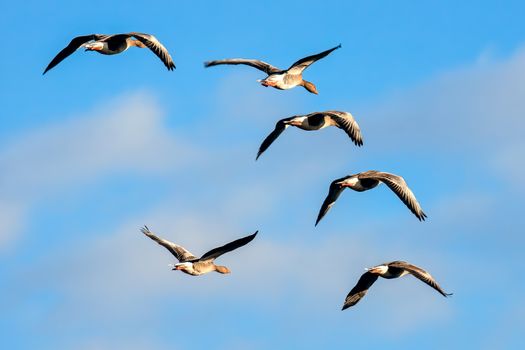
[342,272,379,310]
[199,231,258,262]
[287,44,341,75]
[256,117,295,160]
[359,171,427,221]
[388,261,452,297]
[204,58,281,75]
[130,32,176,70]
[43,34,107,74]
[325,111,363,146]
[315,177,348,226]
[140,226,197,262]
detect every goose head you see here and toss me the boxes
[366,265,388,275]
[172,262,193,272]
[283,116,306,127]
[83,42,104,52]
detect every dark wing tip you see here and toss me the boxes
[341,294,361,310]
[336,43,342,49]
[445,292,453,297]
[163,59,175,71]
[43,64,53,75]
[255,150,262,161]
[314,214,322,227]
[315,198,331,227]
[203,61,212,68]
[246,231,259,241]
[355,133,364,146]
[242,230,259,242]
[341,296,354,310]
[140,225,150,234]
[418,211,428,221]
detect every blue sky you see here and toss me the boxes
[1,1,524,349]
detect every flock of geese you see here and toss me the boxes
[44,32,452,310]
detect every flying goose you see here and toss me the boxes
[204,44,341,94]
[141,226,257,276]
[43,33,175,74]
[342,260,452,310]
[316,170,427,225]
[256,110,363,160]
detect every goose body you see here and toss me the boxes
[141,226,257,276]
[342,261,452,310]
[316,170,427,225]
[43,32,175,74]
[257,110,363,160]
[204,44,341,94]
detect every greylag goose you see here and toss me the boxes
[43,33,175,74]
[256,110,363,160]
[342,260,452,310]
[141,226,257,276]
[204,44,341,94]
[316,170,427,225]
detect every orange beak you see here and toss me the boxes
[259,80,275,87]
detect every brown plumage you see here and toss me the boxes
[316,170,427,226]
[141,226,257,276]
[43,32,175,74]
[204,45,341,94]
[342,260,452,310]
[256,110,363,160]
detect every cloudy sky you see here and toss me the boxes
[1,1,524,349]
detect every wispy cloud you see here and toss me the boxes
[9,203,454,349]
[362,46,525,165]
[3,44,525,348]
[0,91,195,250]
[0,200,25,247]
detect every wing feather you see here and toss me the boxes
[315,177,348,226]
[359,171,427,221]
[342,272,379,310]
[325,111,363,146]
[204,58,281,75]
[199,231,258,261]
[256,117,295,160]
[130,32,176,70]
[388,261,452,297]
[141,226,197,262]
[287,44,341,75]
[43,34,106,74]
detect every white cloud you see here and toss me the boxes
[16,209,453,346]
[0,90,196,250]
[76,337,171,350]
[0,91,193,197]
[0,200,26,248]
[360,47,525,176]
[4,44,525,347]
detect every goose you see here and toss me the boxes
[204,44,341,94]
[342,260,452,310]
[316,170,427,225]
[256,110,363,160]
[43,32,175,74]
[141,226,257,276]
